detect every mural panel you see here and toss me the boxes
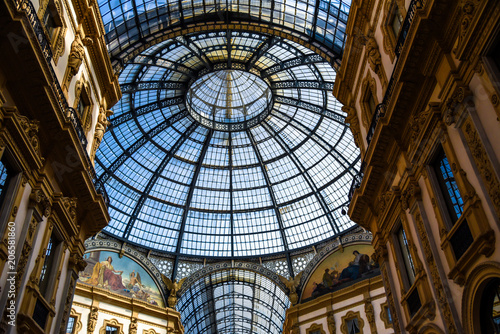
[301,244,379,301]
[78,250,164,307]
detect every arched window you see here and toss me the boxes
[480,278,500,334]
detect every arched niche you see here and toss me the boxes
[462,261,500,334]
[78,246,167,307]
[299,235,378,303]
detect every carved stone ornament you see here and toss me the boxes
[278,271,303,305]
[87,307,99,334]
[343,106,362,149]
[378,190,392,214]
[69,253,87,272]
[400,182,421,211]
[29,189,52,217]
[410,107,431,143]
[444,86,472,125]
[462,117,500,216]
[17,114,44,162]
[129,317,138,334]
[91,108,113,160]
[67,32,93,78]
[456,0,480,51]
[62,197,78,222]
[327,311,336,334]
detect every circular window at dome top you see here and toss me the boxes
[186,70,273,131]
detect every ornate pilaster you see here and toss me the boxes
[413,211,459,334]
[373,243,401,333]
[461,117,500,218]
[364,299,377,334]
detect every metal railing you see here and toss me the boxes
[13,0,109,206]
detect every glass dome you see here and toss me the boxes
[187,70,273,127]
[95,30,360,259]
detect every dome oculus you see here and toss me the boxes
[186,70,273,131]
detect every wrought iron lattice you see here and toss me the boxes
[177,268,290,334]
[96,29,361,262]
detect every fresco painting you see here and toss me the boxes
[301,244,379,301]
[78,250,164,307]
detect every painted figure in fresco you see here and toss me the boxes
[86,256,126,290]
[339,250,369,280]
[127,270,142,291]
[322,268,340,288]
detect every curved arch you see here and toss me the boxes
[179,261,288,295]
[177,267,290,334]
[115,24,343,73]
[298,232,373,301]
[83,239,169,305]
[417,323,446,334]
[462,261,500,334]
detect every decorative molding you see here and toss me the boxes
[364,299,376,333]
[91,107,112,161]
[306,322,326,334]
[340,310,365,334]
[98,319,124,334]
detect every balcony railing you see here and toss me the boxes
[349,0,421,200]
[12,0,109,206]
[348,162,365,202]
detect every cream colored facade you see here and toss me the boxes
[334,0,500,333]
[70,284,184,334]
[0,0,119,330]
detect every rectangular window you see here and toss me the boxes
[66,316,76,334]
[347,318,360,334]
[0,159,13,206]
[432,148,464,223]
[106,326,118,334]
[368,92,376,117]
[39,233,60,297]
[385,305,393,323]
[391,5,402,37]
[76,98,86,119]
[43,8,57,41]
[396,225,416,286]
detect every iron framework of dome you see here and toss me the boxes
[94,1,357,333]
[95,0,358,262]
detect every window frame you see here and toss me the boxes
[37,0,67,62]
[73,79,94,132]
[340,311,364,334]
